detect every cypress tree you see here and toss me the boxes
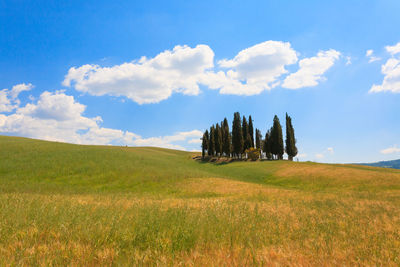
[242,116,249,152]
[223,118,231,157]
[208,125,215,156]
[271,115,284,160]
[285,113,298,161]
[245,133,252,153]
[248,115,254,148]
[201,130,209,159]
[263,130,272,160]
[255,128,262,149]
[215,123,223,157]
[220,121,225,156]
[232,112,243,158]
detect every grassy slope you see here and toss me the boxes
[1,136,400,265]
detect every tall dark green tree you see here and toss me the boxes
[201,130,209,159]
[232,112,243,158]
[248,115,254,148]
[285,113,298,161]
[208,125,215,156]
[263,130,272,160]
[215,123,223,157]
[242,116,250,151]
[245,133,252,153]
[223,118,231,157]
[255,128,262,149]
[270,115,284,160]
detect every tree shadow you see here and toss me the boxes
[193,156,264,166]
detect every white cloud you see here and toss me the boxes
[188,138,202,144]
[369,58,400,93]
[380,145,400,155]
[10,83,34,99]
[297,153,307,158]
[0,83,33,112]
[0,88,201,150]
[386,43,400,55]
[132,130,202,150]
[63,45,214,104]
[365,49,381,63]
[207,41,298,95]
[370,42,400,93]
[313,147,334,160]
[345,56,352,65]
[64,42,341,101]
[282,49,341,89]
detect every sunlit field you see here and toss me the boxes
[1,136,400,265]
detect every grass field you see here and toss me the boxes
[1,135,400,265]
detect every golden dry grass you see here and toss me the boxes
[1,136,400,265]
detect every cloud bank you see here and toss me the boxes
[63,41,341,104]
[0,86,202,149]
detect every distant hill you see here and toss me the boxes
[358,159,400,169]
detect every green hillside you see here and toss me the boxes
[1,135,400,265]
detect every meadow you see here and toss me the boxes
[0,135,400,265]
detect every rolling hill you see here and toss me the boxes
[0,135,400,265]
[359,159,400,169]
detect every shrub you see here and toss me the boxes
[245,147,260,161]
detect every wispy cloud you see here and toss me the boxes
[380,145,400,154]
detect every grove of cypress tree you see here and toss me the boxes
[232,112,243,158]
[271,115,284,160]
[201,130,209,159]
[285,113,298,161]
[209,125,215,156]
[248,115,254,148]
[223,118,231,157]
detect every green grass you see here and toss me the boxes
[1,135,400,265]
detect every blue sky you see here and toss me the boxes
[1,0,400,163]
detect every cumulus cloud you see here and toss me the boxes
[63,42,341,102]
[0,83,33,112]
[380,145,400,155]
[370,42,400,93]
[0,88,202,150]
[386,43,400,56]
[207,41,298,95]
[365,49,381,63]
[282,49,341,89]
[63,45,214,104]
